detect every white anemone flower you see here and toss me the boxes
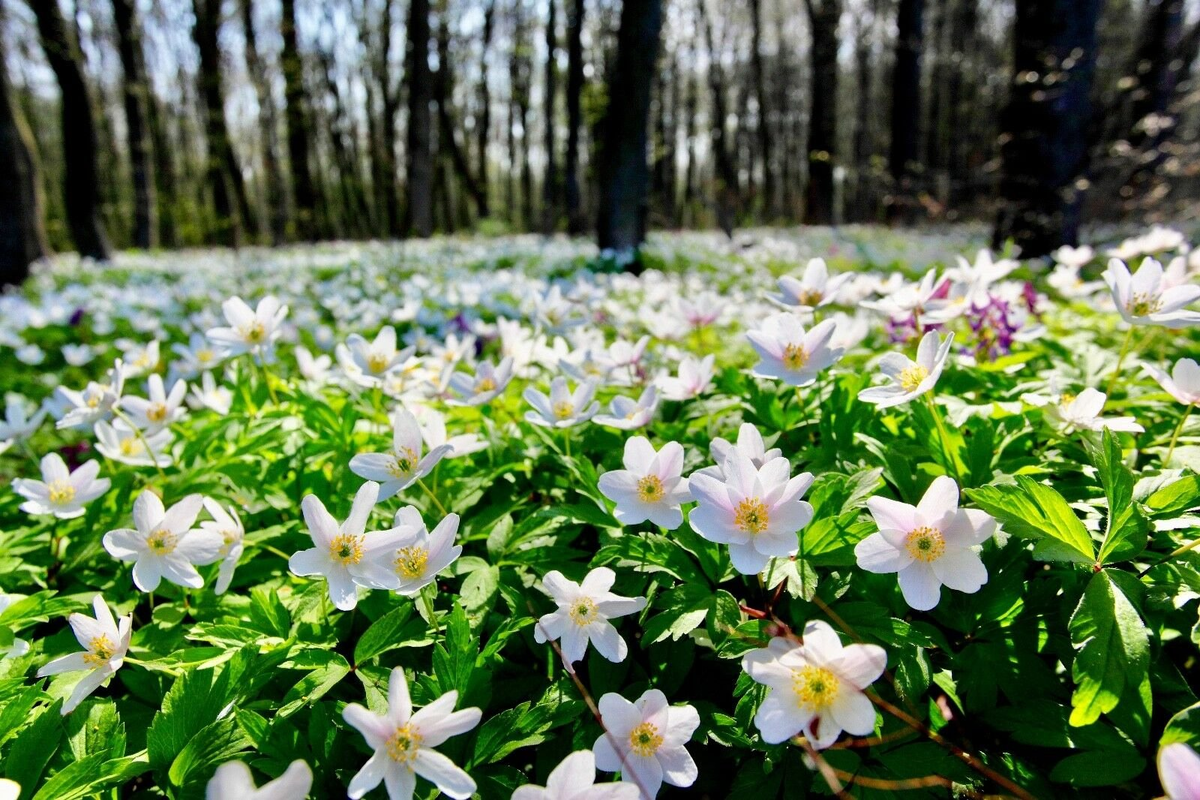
[205,760,312,800]
[854,476,995,611]
[200,498,245,595]
[524,377,601,428]
[1144,358,1200,406]
[771,258,851,310]
[343,667,481,800]
[688,450,814,575]
[598,437,691,529]
[188,371,234,415]
[289,482,407,610]
[656,354,715,401]
[120,374,188,432]
[698,423,781,481]
[0,396,47,441]
[857,330,954,409]
[1103,258,1200,328]
[0,594,30,659]
[207,296,288,359]
[340,326,413,386]
[512,751,639,800]
[121,340,160,378]
[57,361,126,430]
[349,408,453,499]
[1026,388,1144,434]
[94,419,173,467]
[296,345,334,386]
[13,453,110,519]
[1159,743,1200,800]
[1052,245,1095,269]
[534,568,647,664]
[171,332,226,379]
[747,314,843,387]
[36,595,131,714]
[103,492,223,592]
[388,506,462,596]
[594,386,659,430]
[742,621,886,749]
[414,406,487,458]
[592,689,699,798]
[62,344,96,367]
[447,357,514,406]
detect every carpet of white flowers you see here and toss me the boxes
[1,226,1200,799]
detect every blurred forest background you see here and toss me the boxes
[1,0,1199,281]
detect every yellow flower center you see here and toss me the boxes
[636,475,665,503]
[793,665,840,710]
[734,498,770,534]
[553,401,575,420]
[389,448,419,477]
[86,392,102,409]
[84,634,116,667]
[385,724,423,764]
[905,526,946,563]
[394,546,429,579]
[329,534,365,566]
[147,529,177,555]
[568,597,599,626]
[1128,292,1162,317]
[146,403,168,423]
[797,289,824,307]
[477,377,497,393]
[244,322,266,343]
[196,349,214,363]
[899,364,929,392]
[628,722,664,757]
[367,352,390,373]
[48,480,76,505]
[119,438,144,456]
[783,343,808,371]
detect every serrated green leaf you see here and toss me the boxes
[1068,571,1149,727]
[967,477,1095,563]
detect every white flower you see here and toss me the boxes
[771,258,851,310]
[595,386,659,430]
[94,419,173,467]
[656,354,714,401]
[1052,245,1095,269]
[13,453,110,519]
[295,345,333,386]
[343,667,481,800]
[207,296,288,358]
[289,482,406,610]
[414,406,486,458]
[1159,743,1200,800]
[742,620,886,749]
[512,750,639,800]
[1103,258,1200,328]
[592,689,699,798]
[1048,265,1105,300]
[200,498,245,595]
[0,778,17,800]
[122,340,160,377]
[524,377,600,428]
[188,371,233,415]
[688,450,814,575]
[206,759,312,800]
[854,476,994,611]
[120,374,188,432]
[1034,388,1145,434]
[447,357,514,406]
[57,361,126,430]
[171,332,226,378]
[16,344,45,365]
[747,314,843,387]
[535,568,646,665]
[0,396,46,441]
[701,423,781,479]
[0,594,30,659]
[103,492,223,592]
[598,437,691,529]
[61,344,95,367]
[349,408,453,499]
[388,506,462,596]
[857,330,954,409]
[339,326,413,386]
[36,595,131,714]
[860,268,941,320]
[1144,358,1200,405]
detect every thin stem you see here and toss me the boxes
[417,478,448,516]
[563,430,572,460]
[924,394,960,482]
[1165,402,1194,467]
[1104,326,1136,397]
[253,355,280,406]
[422,589,441,637]
[262,544,293,562]
[112,408,168,484]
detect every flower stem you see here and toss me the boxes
[1104,326,1136,398]
[112,408,167,484]
[1164,403,1194,467]
[417,478,448,516]
[256,356,280,406]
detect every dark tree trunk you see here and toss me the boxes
[241,0,288,244]
[803,0,839,225]
[510,1,533,230]
[27,0,112,260]
[281,0,317,238]
[852,8,873,221]
[542,0,558,233]
[404,0,434,237]
[435,7,488,216]
[477,0,496,218]
[379,0,401,235]
[564,0,585,234]
[699,0,737,235]
[146,96,179,247]
[0,6,50,285]
[111,0,156,248]
[888,0,923,223]
[993,0,1101,257]
[947,0,978,209]
[749,0,773,219]
[1120,0,1186,200]
[596,0,662,254]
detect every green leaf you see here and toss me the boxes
[248,587,291,638]
[1088,430,1148,563]
[65,700,125,760]
[707,590,742,646]
[5,701,63,794]
[641,584,711,645]
[460,565,500,614]
[1162,701,1200,748]
[168,715,251,788]
[354,605,419,664]
[1146,473,1200,516]
[967,477,1095,563]
[147,669,222,769]
[30,753,118,800]
[1068,571,1149,727]
[1049,746,1145,787]
[278,652,351,718]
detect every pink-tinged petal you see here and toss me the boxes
[932,547,988,593]
[688,473,733,511]
[723,451,758,499]
[133,490,165,533]
[753,528,801,558]
[950,508,997,546]
[854,532,913,574]
[831,644,888,689]
[665,703,700,745]
[301,495,339,548]
[917,476,959,521]
[559,622,589,664]
[654,441,684,481]
[593,732,622,773]
[597,692,642,738]
[829,689,877,736]
[799,620,843,661]
[755,691,811,744]
[728,542,770,575]
[413,749,476,799]
[622,752,664,798]
[622,436,657,471]
[757,458,792,496]
[646,505,684,530]
[1160,743,1200,800]
[742,647,795,690]
[381,763,416,800]
[658,744,698,789]
[588,622,628,663]
[545,751,598,796]
[768,499,813,536]
[580,567,616,595]
[746,329,785,361]
[688,505,740,544]
[599,470,639,503]
[897,563,942,611]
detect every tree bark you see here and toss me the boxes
[888,0,923,223]
[477,0,496,218]
[542,0,558,233]
[435,5,488,216]
[146,95,179,247]
[749,0,773,219]
[596,0,663,255]
[1120,0,1186,201]
[803,0,839,225]
[27,0,112,260]
[0,5,50,286]
[281,0,317,238]
[111,0,156,248]
[993,0,1101,257]
[564,0,585,234]
[405,0,434,237]
[241,0,288,244]
[378,0,401,235]
[699,0,737,235]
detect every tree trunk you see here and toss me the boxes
[435,5,488,216]
[852,7,874,221]
[241,0,288,244]
[699,0,737,235]
[803,0,839,225]
[1120,0,1186,201]
[0,6,50,286]
[404,0,434,237]
[378,0,401,235]
[749,0,773,220]
[192,0,245,246]
[111,0,155,248]
[888,0,923,223]
[564,0,585,234]
[993,0,1101,257]
[596,0,662,255]
[146,95,179,247]
[542,0,558,233]
[477,0,496,218]
[27,0,112,260]
[281,0,317,238]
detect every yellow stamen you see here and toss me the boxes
[147,529,177,555]
[568,597,598,626]
[552,401,574,420]
[83,634,116,667]
[899,364,929,392]
[389,448,420,477]
[48,480,76,505]
[394,546,429,580]
[783,343,808,371]
[628,722,664,757]
[636,475,665,503]
[244,321,266,343]
[734,498,770,534]
[329,534,364,566]
[146,403,168,423]
[385,724,423,764]
[1128,292,1162,317]
[367,352,390,373]
[477,377,497,393]
[793,665,840,710]
[904,526,946,563]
